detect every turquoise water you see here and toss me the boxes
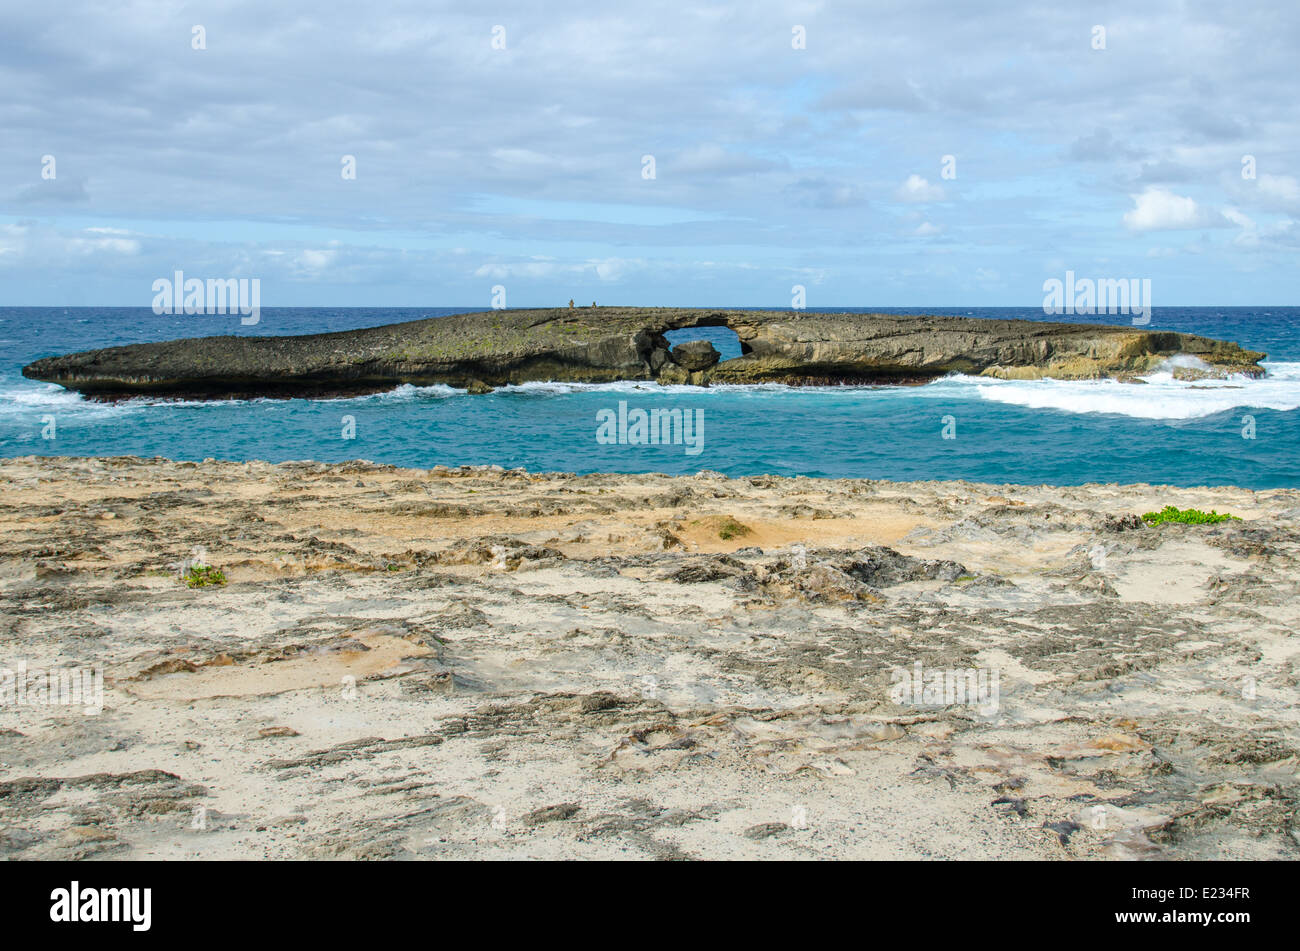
[3,307,1299,487]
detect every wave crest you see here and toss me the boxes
[966,362,1300,420]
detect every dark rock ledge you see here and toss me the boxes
[22,307,1266,400]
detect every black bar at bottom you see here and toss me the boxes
[0,859,1274,938]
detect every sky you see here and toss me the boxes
[2,0,1298,307]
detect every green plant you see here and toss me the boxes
[183,565,227,588]
[1141,506,1240,526]
[717,516,752,540]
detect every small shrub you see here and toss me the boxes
[183,565,227,588]
[1141,506,1240,527]
[717,516,752,541]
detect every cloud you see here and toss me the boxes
[0,222,140,267]
[1255,173,1300,210]
[13,178,90,205]
[785,177,867,208]
[2,1,1300,304]
[285,248,340,277]
[815,78,932,113]
[1175,107,1250,143]
[1068,129,1143,162]
[474,258,573,280]
[672,144,783,177]
[1222,207,1259,246]
[895,175,945,203]
[592,257,644,281]
[1134,160,1196,184]
[1122,187,1227,231]
[78,236,140,254]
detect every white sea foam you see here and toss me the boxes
[358,383,460,402]
[0,383,231,416]
[499,379,854,397]
[0,382,113,416]
[0,383,85,408]
[965,361,1300,420]
[495,380,679,395]
[4,362,1298,423]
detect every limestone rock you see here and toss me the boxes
[669,340,721,371]
[23,307,1266,399]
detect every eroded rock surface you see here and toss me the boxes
[1,456,1296,859]
[23,308,1266,399]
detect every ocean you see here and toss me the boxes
[2,306,1298,488]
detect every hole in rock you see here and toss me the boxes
[663,326,745,361]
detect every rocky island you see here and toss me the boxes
[22,308,1266,399]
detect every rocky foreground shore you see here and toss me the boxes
[23,307,1266,398]
[1,456,1297,860]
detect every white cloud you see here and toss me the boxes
[293,249,338,271]
[78,237,140,254]
[1223,207,1259,246]
[1255,173,1300,210]
[474,256,585,280]
[1123,187,1221,231]
[673,144,780,176]
[1222,207,1255,229]
[5,1,1300,303]
[592,257,642,281]
[0,223,140,267]
[895,175,945,203]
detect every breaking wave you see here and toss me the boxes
[965,362,1300,420]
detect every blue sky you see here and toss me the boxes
[2,1,1298,307]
